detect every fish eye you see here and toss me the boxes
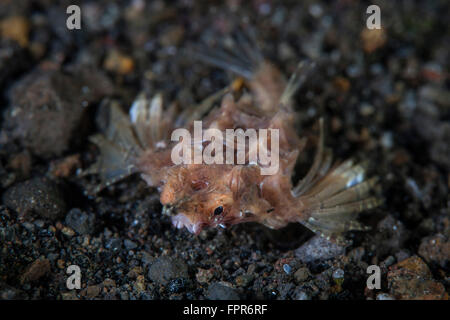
[213,206,223,215]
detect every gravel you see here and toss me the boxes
[0,0,448,300]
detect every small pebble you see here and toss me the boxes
[3,177,66,220]
[376,293,395,300]
[332,268,344,279]
[124,239,138,250]
[294,267,311,283]
[148,256,189,285]
[65,209,95,235]
[294,291,310,300]
[207,282,239,300]
[104,50,135,75]
[235,274,253,287]
[20,258,50,284]
[61,226,75,237]
[283,264,292,274]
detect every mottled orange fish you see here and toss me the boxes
[86,37,382,245]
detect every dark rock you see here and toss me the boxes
[3,177,66,220]
[207,282,240,300]
[292,289,311,300]
[2,67,112,157]
[147,256,189,285]
[295,236,345,263]
[387,256,448,300]
[418,234,449,269]
[65,208,95,235]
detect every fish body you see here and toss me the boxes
[87,46,381,245]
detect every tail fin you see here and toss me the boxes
[83,94,172,194]
[293,119,383,245]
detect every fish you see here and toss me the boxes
[85,33,382,245]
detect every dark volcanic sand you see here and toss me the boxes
[0,0,448,300]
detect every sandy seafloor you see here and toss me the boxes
[0,0,448,300]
